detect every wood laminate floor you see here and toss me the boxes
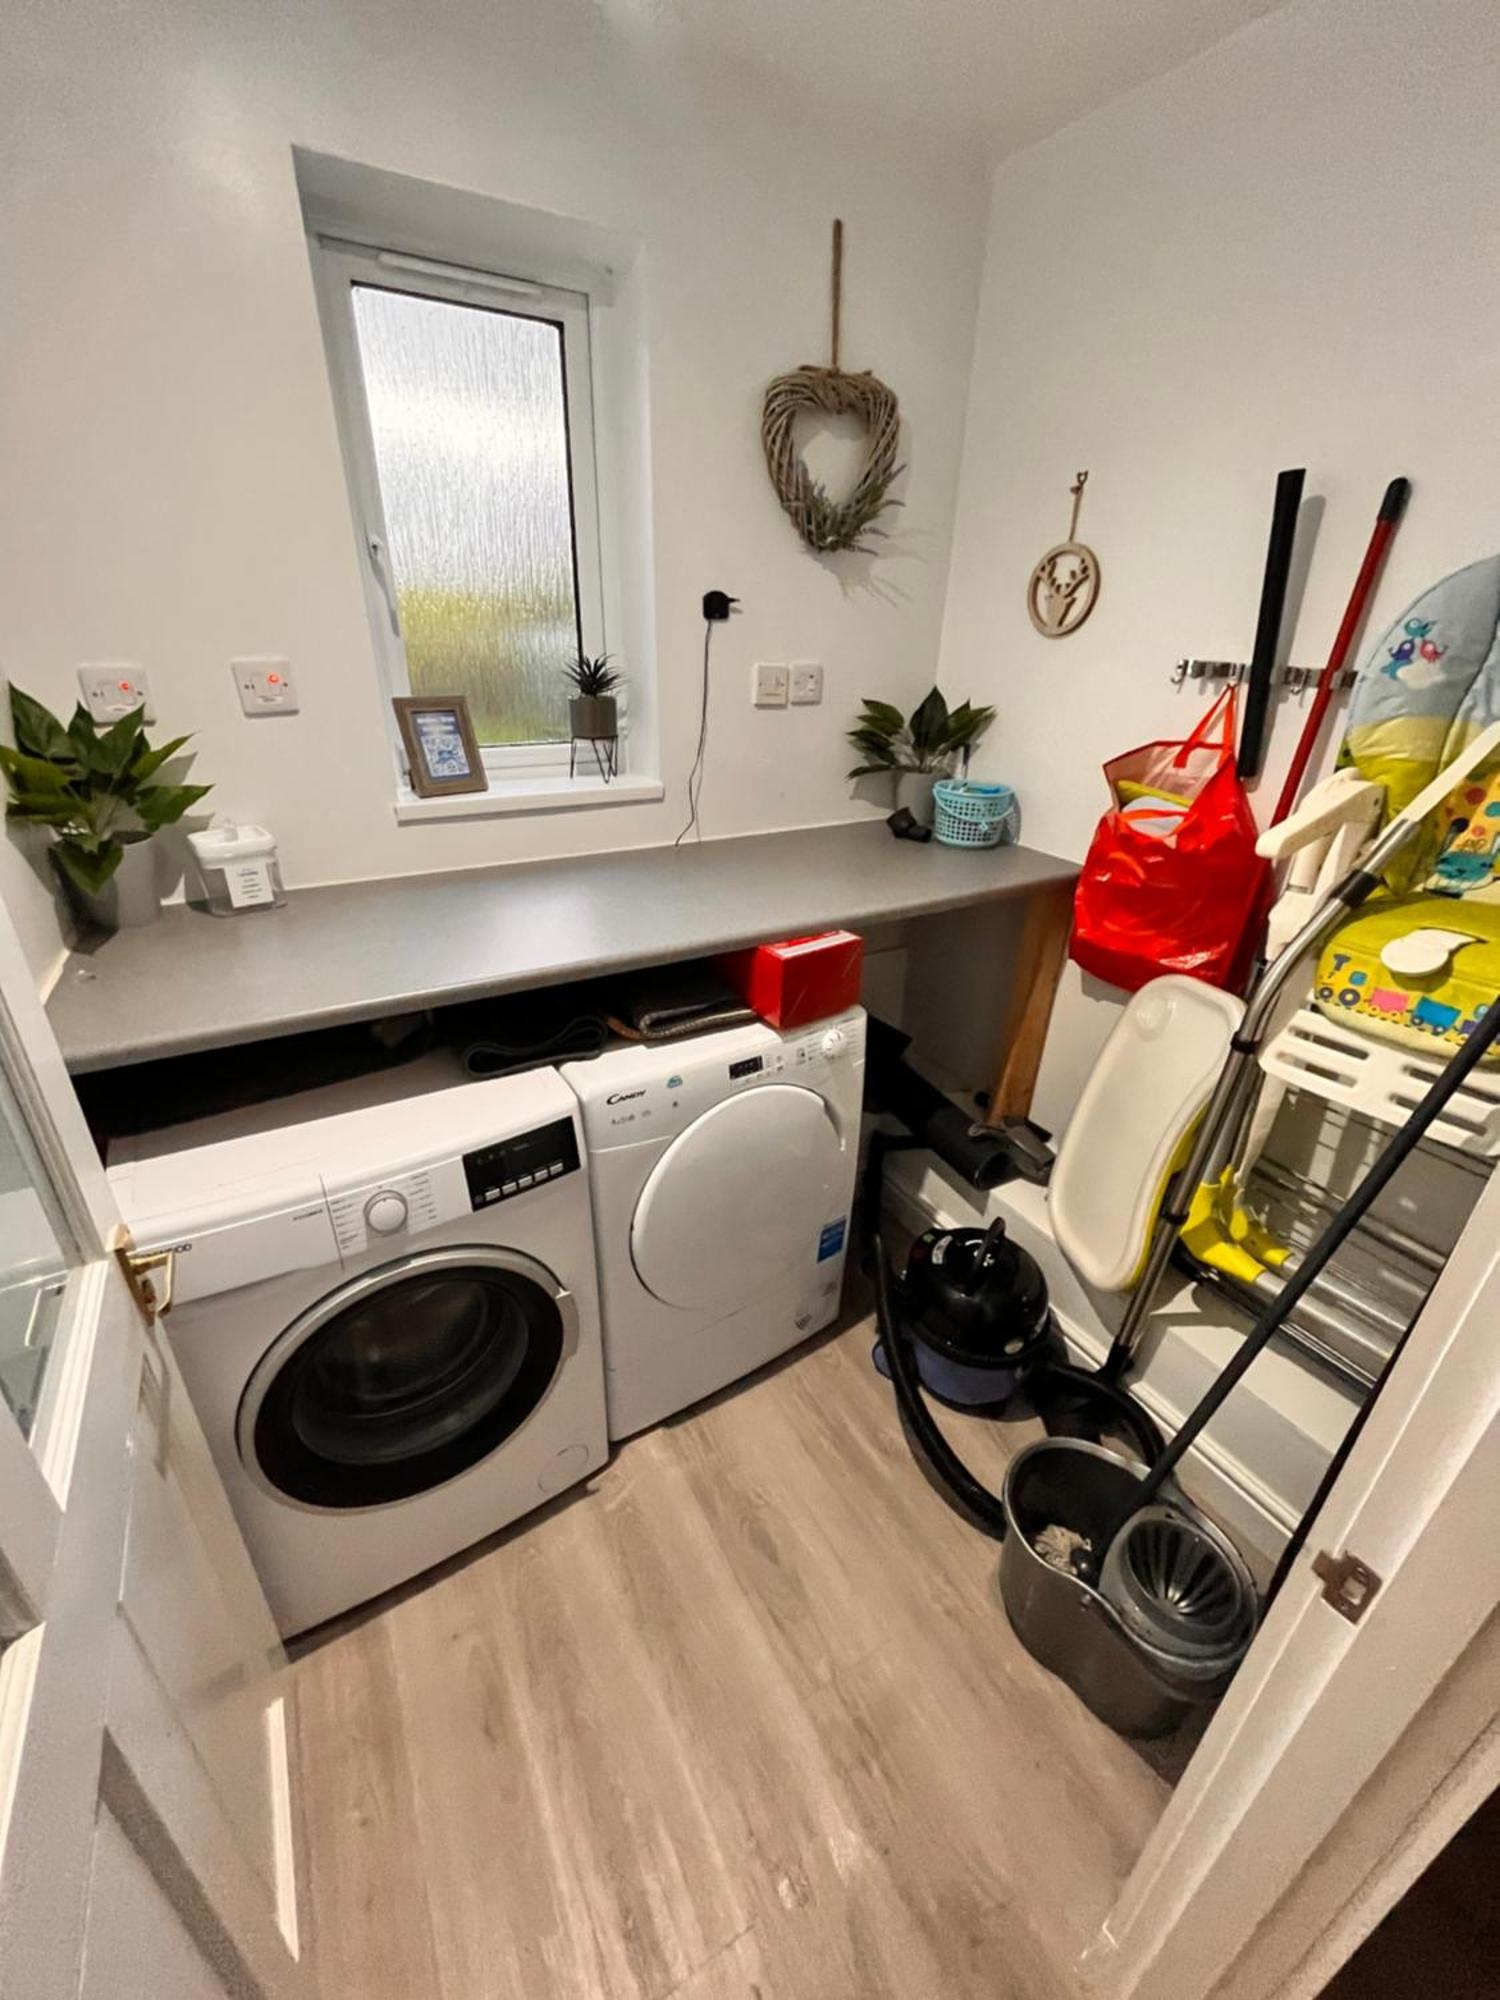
[292,1312,1183,1999]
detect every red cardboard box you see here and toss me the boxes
[719,931,864,1030]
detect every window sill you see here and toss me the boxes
[394,772,664,824]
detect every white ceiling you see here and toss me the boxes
[603,0,1289,157]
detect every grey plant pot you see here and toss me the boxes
[569,694,618,739]
[894,770,939,828]
[69,841,161,933]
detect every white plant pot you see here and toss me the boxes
[73,841,161,933]
[894,771,939,828]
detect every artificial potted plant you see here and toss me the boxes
[565,652,622,741]
[846,686,996,825]
[0,686,211,931]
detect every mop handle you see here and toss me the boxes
[1271,477,1411,827]
[1120,993,1500,1526]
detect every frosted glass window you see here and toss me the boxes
[351,284,582,745]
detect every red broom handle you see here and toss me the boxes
[1270,477,1411,826]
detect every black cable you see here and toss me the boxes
[674,621,714,847]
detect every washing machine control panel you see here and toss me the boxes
[327,1168,442,1257]
[463,1115,581,1211]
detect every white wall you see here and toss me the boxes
[1,0,988,985]
[941,0,1500,1130]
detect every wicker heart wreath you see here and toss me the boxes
[760,222,902,555]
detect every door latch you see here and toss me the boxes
[1312,1548,1382,1624]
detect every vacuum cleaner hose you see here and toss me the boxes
[872,1229,1011,1539]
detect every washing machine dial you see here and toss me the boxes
[363,1190,410,1236]
[820,1027,849,1060]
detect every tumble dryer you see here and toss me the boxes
[563,1008,864,1439]
[108,1070,606,1636]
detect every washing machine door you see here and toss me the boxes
[238,1245,575,1509]
[631,1085,843,1312]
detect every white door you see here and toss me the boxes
[0,895,311,2000]
[1090,1149,1500,1999]
[631,1086,843,1309]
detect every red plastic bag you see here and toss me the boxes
[1069,689,1270,993]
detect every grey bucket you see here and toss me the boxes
[999,1438,1256,1740]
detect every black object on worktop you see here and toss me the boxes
[887,807,933,843]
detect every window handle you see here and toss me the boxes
[366,534,401,636]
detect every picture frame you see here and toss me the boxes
[393,695,486,798]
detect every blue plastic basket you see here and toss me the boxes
[932,779,1019,849]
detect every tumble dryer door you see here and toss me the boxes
[238,1245,575,1509]
[631,1085,843,1312]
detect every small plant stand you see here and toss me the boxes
[570,734,619,784]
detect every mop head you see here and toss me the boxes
[1034,1523,1092,1572]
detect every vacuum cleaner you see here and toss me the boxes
[862,1020,1166,1555]
[865,1017,1166,1471]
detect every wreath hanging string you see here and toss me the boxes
[760,220,903,554]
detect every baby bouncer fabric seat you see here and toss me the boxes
[1311,554,1500,1065]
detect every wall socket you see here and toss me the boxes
[232,657,299,716]
[753,662,789,708]
[78,663,154,724]
[789,662,824,705]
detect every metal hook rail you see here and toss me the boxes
[1172,657,1358,696]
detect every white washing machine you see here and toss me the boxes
[108,1070,606,1636]
[562,1008,864,1440]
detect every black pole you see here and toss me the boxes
[1080,996,1500,1585]
[1238,466,1306,779]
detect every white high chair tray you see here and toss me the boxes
[1261,1005,1500,1158]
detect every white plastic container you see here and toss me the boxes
[187,822,286,917]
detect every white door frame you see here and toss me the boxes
[1087,1146,1500,1999]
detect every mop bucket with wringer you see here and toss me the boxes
[933,780,1019,848]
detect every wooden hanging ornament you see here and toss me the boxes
[760,220,902,554]
[1026,472,1101,638]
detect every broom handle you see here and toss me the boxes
[1271,477,1411,826]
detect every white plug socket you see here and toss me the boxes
[79,663,154,724]
[233,657,299,716]
[789,662,824,706]
[754,662,789,708]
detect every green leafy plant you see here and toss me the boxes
[0,687,211,898]
[802,468,902,555]
[563,652,622,698]
[846,687,996,778]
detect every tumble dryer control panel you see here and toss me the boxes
[463,1115,581,1211]
[567,1008,866,1150]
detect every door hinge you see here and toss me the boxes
[114,1240,176,1325]
[1312,1548,1382,1624]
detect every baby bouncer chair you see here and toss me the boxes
[1051,555,1500,1391]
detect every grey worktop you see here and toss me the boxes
[48,821,1077,1074]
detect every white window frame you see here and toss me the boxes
[313,236,611,788]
